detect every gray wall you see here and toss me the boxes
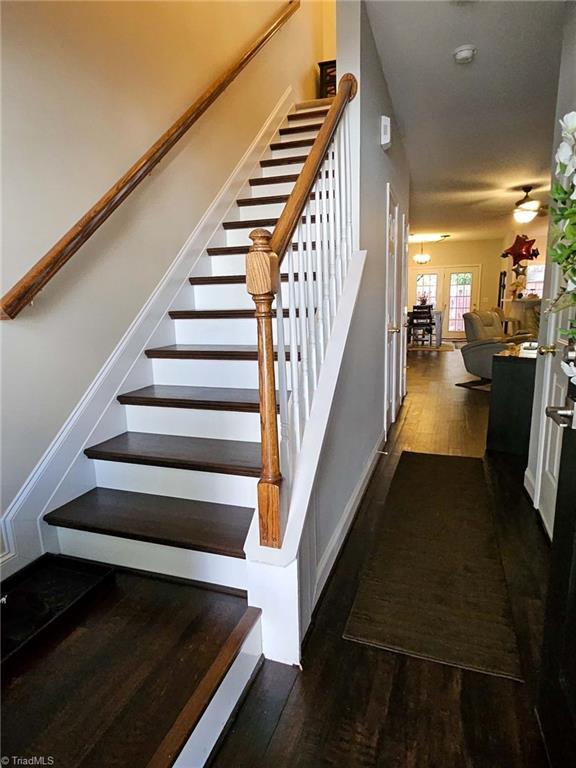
[307,0,409,586]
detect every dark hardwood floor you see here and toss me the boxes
[211,349,551,768]
[2,569,259,767]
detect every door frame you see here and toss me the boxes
[384,183,405,434]
[407,263,482,338]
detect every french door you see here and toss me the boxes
[408,265,481,339]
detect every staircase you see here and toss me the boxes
[44,99,331,573]
[19,97,335,766]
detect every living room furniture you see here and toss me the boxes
[459,310,533,387]
[486,349,537,461]
[407,309,443,347]
[409,305,434,345]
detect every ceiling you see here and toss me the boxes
[366,0,566,241]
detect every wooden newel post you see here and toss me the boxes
[247,228,282,548]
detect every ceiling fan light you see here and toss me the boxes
[517,199,540,212]
[513,206,538,224]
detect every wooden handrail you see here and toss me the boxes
[246,73,358,547]
[270,73,357,264]
[1,0,300,320]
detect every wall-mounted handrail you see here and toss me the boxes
[246,73,358,547]
[1,0,300,320]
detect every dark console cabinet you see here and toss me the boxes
[486,352,536,461]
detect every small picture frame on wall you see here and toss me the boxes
[318,60,336,98]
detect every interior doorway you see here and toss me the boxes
[408,265,481,339]
[384,183,406,434]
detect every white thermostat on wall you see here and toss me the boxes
[380,115,391,150]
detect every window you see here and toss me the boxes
[416,273,438,307]
[448,272,472,333]
[525,264,546,297]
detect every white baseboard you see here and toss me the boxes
[524,466,537,505]
[313,432,385,605]
[1,87,293,578]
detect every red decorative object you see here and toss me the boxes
[501,234,539,266]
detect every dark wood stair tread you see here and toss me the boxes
[260,155,308,168]
[84,432,262,477]
[118,384,268,412]
[188,273,311,285]
[287,108,329,121]
[169,308,291,319]
[249,173,299,186]
[207,242,314,256]
[223,215,314,230]
[44,488,252,558]
[270,138,315,151]
[145,344,296,361]
[236,193,319,207]
[279,122,323,135]
[2,567,260,766]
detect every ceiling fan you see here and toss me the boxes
[513,185,548,223]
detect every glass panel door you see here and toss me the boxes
[448,272,473,333]
[416,273,438,308]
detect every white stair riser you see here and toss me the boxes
[261,161,304,177]
[54,527,248,588]
[238,202,284,220]
[287,118,327,129]
[208,254,249,274]
[125,404,263,441]
[93,459,258,507]
[225,226,275,247]
[249,181,296,197]
[192,282,293,309]
[173,317,296,345]
[225,225,324,248]
[276,128,319,142]
[270,144,312,160]
[151,358,289,389]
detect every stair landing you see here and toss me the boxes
[2,565,260,767]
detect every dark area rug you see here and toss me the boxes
[343,452,523,680]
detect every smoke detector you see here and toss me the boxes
[453,44,477,64]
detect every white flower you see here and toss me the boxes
[556,140,576,177]
[560,359,576,384]
[560,111,576,143]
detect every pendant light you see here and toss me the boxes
[413,242,431,265]
[513,185,540,224]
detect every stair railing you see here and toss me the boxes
[246,73,358,547]
[1,0,300,319]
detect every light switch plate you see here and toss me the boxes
[380,115,391,149]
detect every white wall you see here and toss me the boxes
[298,0,410,633]
[1,1,326,512]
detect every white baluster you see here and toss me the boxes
[332,131,344,300]
[313,174,326,362]
[274,277,291,488]
[338,123,349,281]
[305,201,318,389]
[320,153,332,335]
[286,249,302,450]
[344,109,354,262]
[327,144,338,313]
[296,223,310,418]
